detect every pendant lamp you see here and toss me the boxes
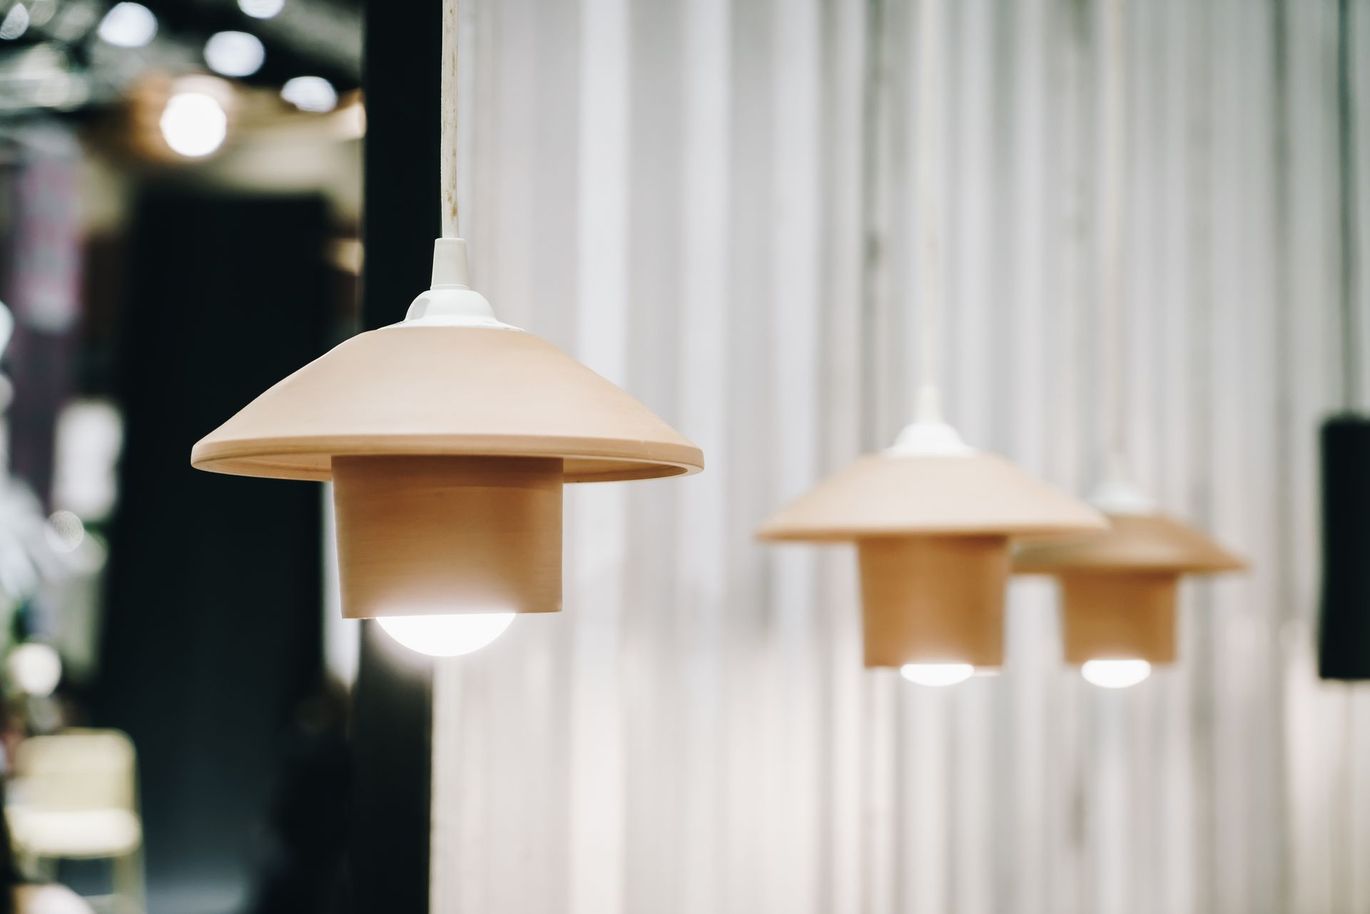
[759,411,1106,682]
[191,0,702,657]
[1013,477,1244,687]
[1317,0,1370,680]
[757,0,1103,685]
[1013,0,1243,688]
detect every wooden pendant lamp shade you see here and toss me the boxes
[192,244,703,621]
[1013,512,1244,664]
[190,324,701,483]
[759,439,1106,669]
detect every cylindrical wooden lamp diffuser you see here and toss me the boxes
[1057,571,1177,664]
[759,433,1105,672]
[332,455,563,619]
[1014,513,1243,666]
[858,534,1009,667]
[192,240,703,628]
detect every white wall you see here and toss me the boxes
[431,1,1370,911]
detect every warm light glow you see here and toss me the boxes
[1080,658,1151,689]
[160,92,228,158]
[377,612,514,658]
[8,643,61,697]
[204,31,265,77]
[98,2,157,48]
[281,75,337,113]
[238,0,285,18]
[899,662,975,687]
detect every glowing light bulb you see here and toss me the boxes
[377,612,514,658]
[1080,658,1151,689]
[98,2,157,48]
[160,92,228,158]
[899,662,975,687]
[280,75,337,113]
[239,0,284,19]
[0,4,30,41]
[8,643,62,697]
[204,31,265,77]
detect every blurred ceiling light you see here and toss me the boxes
[53,399,123,522]
[281,75,336,112]
[0,4,30,40]
[238,0,284,19]
[160,91,228,158]
[98,2,156,48]
[24,0,51,28]
[7,643,61,697]
[44,510,84,555]
[204,30,264,78]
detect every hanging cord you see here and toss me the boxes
[914,0,944,422]
[440,0,460,238]
[1099,0,1127,469]
[858,0,885,452]
[1338,0,1360,411]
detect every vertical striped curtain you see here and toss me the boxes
[430,1,1370,912]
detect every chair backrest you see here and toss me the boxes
[10,729,137,813]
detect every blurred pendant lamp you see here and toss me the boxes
[1319,0,1370,680]
[191,0,703,657]
[1013,0,1243,688]
[757,0,1104,686]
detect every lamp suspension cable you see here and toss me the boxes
[440,0,460,239]
[914,0,944,423]
[1100,0,1127,471]
[1338,0,1360,412]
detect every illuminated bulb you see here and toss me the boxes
[45,510,84,554]
[0,4,30,40]
[8,643,61,697]
[238,0,284,18]
[899,662,975,687]
[204,31,265,78]
[280,75,337,113]
[376,612,514,658]
[1080,658,1151,689]
[98,2,157,48]
[160,92,228,158]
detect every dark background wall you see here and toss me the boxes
[98,190,331,914]
[345,1,443,912]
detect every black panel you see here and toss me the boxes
[1319,415,1370,679]
[346,0,441,912]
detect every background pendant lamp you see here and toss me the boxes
[1318,0,1370,680]
[1013,0,1243,689]
[190,0,702,657]
[757,0,1103,686]
[759,407,1106,684]
[1014,474,1244,688]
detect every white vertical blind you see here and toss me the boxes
[431,1,1370,911]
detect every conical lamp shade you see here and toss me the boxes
[759,423,1105,670]
[193,240,702,621]
[191,324,702,483]
[1014,512,1244,664]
